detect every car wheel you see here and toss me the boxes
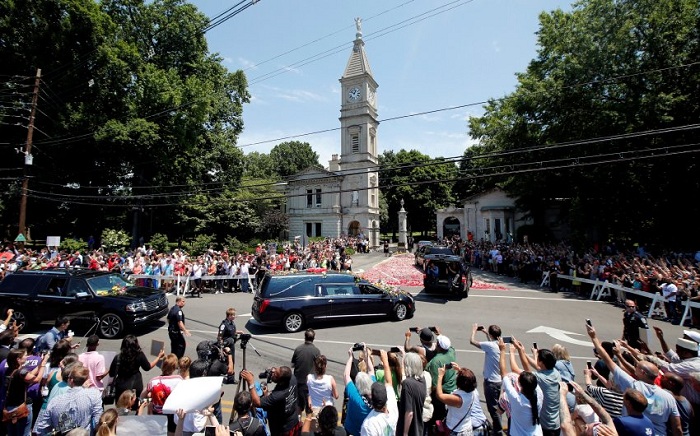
[3,307,31,330]
[282,312,304,333]
[98,313,125,339]
[393,303,408,321]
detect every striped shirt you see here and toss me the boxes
[585,384,624,418]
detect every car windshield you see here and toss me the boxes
[426,247,453,255]
[86,275,133,293]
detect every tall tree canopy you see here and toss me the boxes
[467,0,700,248]
[379,149,457,236]
[0,0,250,243]
[269,141,321,178]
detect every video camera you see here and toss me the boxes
[352,342,364,351]
[237,333,252,349]
[259,368,273,384]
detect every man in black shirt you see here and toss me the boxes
[242,366,299,436]
[167,296,191,358]
[291,328,320,414]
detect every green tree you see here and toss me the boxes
[379,150,457,236]
[269,141,320,178]
[468,0,700,247]
[243,151,278,180]
[0,0,249,244]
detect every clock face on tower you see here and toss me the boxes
[347,86,361,102]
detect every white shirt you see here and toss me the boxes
[360,384,398,436]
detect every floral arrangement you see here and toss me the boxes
[96,285,127,297]
[371,280,410,297]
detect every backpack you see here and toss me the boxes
[33,329,60,354]
[150,380,173,414]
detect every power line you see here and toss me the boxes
[23,142,700,208]
[22,124,699,203]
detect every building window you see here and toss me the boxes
[315,223,322,237]
[370,132,376,155]
[306,189,313,208]
[315,188,322,207]
[351,134,359,153]
[485,218,490,235]
[352,190,359,206]
[306,222,322,237]
[306,223,312,236]
[371,194,375,207]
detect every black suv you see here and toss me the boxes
[0,270,168,339]
[251,272,415,333]
[421,246,472,298]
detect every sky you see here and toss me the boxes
[189,0,575,167]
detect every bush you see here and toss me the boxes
[148,233,170,253]
[182,234,214,255]
[61,238,87,253]
[101,229,130,251]
[345,248,356,255]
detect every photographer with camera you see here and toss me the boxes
[241,366,300,436]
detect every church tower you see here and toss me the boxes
[337,18,380,246]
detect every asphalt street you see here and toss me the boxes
[37,250,691,417]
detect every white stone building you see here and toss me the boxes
[436,188,532,242]
[284,21,380,247]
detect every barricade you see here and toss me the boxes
[541,272,667,319]
[128,274,255,296]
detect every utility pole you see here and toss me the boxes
[18,68,41,238]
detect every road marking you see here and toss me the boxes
[527,325,592,346]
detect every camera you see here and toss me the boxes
[428,326,438,333]
[352,342,364,351]
[444,363,453,369]
[502,336,512,344]
[259,369,273,383]
[476,325,484,331]
[390,346,402,353]
[238,333,252,342]
[586,319,592,327]
[139,397,151,406]
[409,327,419,333]
[586,361,592,370]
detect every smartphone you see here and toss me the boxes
[586,319,592,327]
[533,342,537,349]
[566,382,574,392]
[586,361,593,370]
[444,363,453,369]
[204,426,217,436]
[477,325,484,331]
[503,336,512,344]
[371,349,381,356]
[390,346,402,353]
[429,326,438,333]
[409,327,419,333]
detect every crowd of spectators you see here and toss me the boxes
[0,235,372,294]
[433,238,700,327]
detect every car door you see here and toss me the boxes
[358,284,394,316]
[34,276,73,321]
[62,277,102,322]
[320,283,366,320]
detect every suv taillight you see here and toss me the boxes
[259,299,270,314]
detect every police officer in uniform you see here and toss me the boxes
[622,299,649,349]
[218,307,245,349]
[168,296,191,358]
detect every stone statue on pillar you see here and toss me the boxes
[398,199,408,251]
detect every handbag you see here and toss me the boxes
[103,355,119,405]
[2,369,30,424]
[434,393,474,436]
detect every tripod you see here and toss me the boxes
[229,336,262,424]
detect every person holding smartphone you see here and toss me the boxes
[469,323,504,435]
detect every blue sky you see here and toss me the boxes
[189,0,574,166]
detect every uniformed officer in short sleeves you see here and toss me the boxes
[167,296,191,358]
[218,307,245,351]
